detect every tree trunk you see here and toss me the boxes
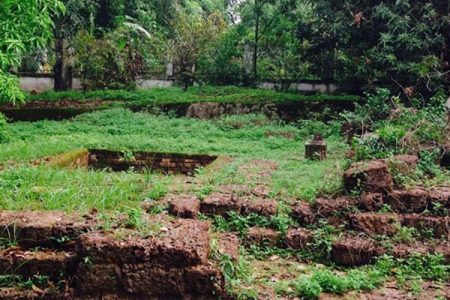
[253,0,260,82]
[54,37,73,91]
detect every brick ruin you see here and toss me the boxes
[288,156,450,266]
[161,155,450,268]
[0,211,226,299]
[2,154,449,298]
[46,149,218,176]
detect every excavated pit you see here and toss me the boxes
[48,148,219,176]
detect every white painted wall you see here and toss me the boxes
[19,76,173,92]
[19,77,54,92]
[19,76,337,94]
[137,79,173,89]
[259,81,338,94]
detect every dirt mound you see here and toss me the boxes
[201,193,242,216]
[387,189,429,213]
[350,212,400,236]
[285,228,313,249]
[246,227,279,247]
[241,197,278,217]
[216,232,240,260]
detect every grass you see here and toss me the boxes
[24,86,359,105]
[237,250,450,299]
[0,108,348,212]
[1,90,447,298]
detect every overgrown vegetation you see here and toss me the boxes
[24,86,358,105]
[0,0,449,298]
[0,109,347,211]
[291,254,450,299]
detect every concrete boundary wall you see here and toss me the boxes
[19,75,336,93]
[258,81,338,93]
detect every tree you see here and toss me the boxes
[52,0,127,91]
[297,0,450,96]
[0,0,65,103]
[241,0,275,81]
[52,0,97,91]
[170,9,226,90]
[0,0,64,142]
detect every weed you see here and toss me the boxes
[147,180,168,200]
[311,221,340,260]
[125,208,143,229]
[294,276,322,299]
[392,225,417,244]
[210,243,255,299]
[27,86,359,105]
[379,203,392,213]
[311,269,349,294]
[0,274,51,290]
[431,202,449,217]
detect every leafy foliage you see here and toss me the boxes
[0,113,8,143]
[298,0,450,95]
[345,89,447,160]
[0,0,64,103]
[170,10,226,90]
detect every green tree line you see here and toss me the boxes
[1,0,449,101]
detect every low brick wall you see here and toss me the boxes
[88,149,218,175]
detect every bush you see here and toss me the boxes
[295,277,322,299]
[350,91,448,160]
[0,113,9,143]
[197,26,244,85]
[73,23,159,91]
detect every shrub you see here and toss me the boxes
[0,114,9,143]
[350,91,448,160]
[295,276,322,299]
[311,269,349,294]
[73,25,155,90]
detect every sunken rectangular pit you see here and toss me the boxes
[47,148,218,175]
[87,149,218,175]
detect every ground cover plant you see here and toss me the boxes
[0,109,347,211]
[0,0,449,299]
[0,97,448,298]
[23,86,358,105]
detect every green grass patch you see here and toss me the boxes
[25,86,359,105]
[0,109,348,212]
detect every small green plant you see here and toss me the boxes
[417,149,442,177]
[311,269,349,294]
[311,221,340,260]
[392,225,417,244]
[210,243,255,299]
[122,150,135,162]
[0,224,18,248]
[431,201,449,217]
[52,235,71,244]
[0,114,9,143]
[379,204,392,213]
[0,274,52,290]
[83,256,92,266]
[197,184,213,200]
[125,208,143,229]
[147,181,167,200]
[295,276,322,299]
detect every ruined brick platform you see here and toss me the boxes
[0,211,226,299]
[287,156,450,267]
